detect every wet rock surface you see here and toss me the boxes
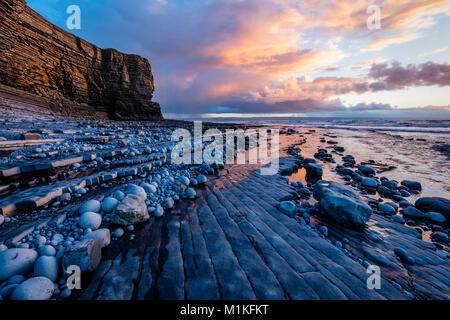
[0,121,448,300]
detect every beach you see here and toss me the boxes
[0,114,448,300]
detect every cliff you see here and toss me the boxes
[0,0,163,120]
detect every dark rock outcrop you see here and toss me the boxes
[0,0,163,120]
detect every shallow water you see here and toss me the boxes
[265,119,450,200]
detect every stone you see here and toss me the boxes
[382,180,397,190]
[112,228,125,238]
[0,284,17,298]
[415,197,450,218]
[33,256,59,282]
[60,288,72,299]
[39,245,56,257]
[179,176,190,186]
[197,174,207,184]
[278,201,297,218]
[313,181,372,227]
[61,239,102,272]
[101,197,119,213]
[79,200,101,214]
[319,226,328,236]
[424,212,446,225]
[0,248,39,281]
[361,178,378,188]
[11,277,54,300]
[79,212,102,230]
[154,205,164,218]
[83,228,111,248]
[141,182,157,194]
[163,197,175,209]
[113,190,125,201]
[401,180,422,191]
[305,163,323,177]
[111,194,149,225]
[125,184,147,202]
[186,188,197,199]
[403,206,424,219]
[7,275,26,284]
[358,165,375,175]
[378,203,396,215]
[431,232,449,243]
[0,215,4,226]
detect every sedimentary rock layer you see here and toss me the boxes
[0,0,163,120]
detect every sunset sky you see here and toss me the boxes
[27,0,450,119]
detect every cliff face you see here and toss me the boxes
[0,0,163,120]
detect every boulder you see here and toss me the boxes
[305,163,323,177]
[186,188,197,199]
[361,178,378,188]
[163,197,175,209]
[113,190,125,201]
[39,245,56,257]
[11,277,54,300]
[358,165,375,175]
[125,184,147,202]
[79,200,101,214]
[415,197,450,218]
[424,212,446,225]
[378,203,396,215]
[0,249,39,281]
[101,197,119,213]
[61,238,102,272]
[79,212,102,230]
[197,174,207,184]
[431,232,449,243]
[140,182,157,194]
[403,206,424,219]
[111,194,149,225]
[82,228,111,248]
[313,181,372,227]
[33,256,59,282]
[401,180,422,191]
[278,201,297,218]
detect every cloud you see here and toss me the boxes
[26,0,450,116]
[369,61,450,89]
[361,32,421,52]
[418,46,449,57]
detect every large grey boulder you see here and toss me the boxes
[10,277,54,300]
[0,248,39,281]
[111,194,149,225]
[61,238,102,273]
[313,181,372,228]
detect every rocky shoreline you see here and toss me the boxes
[0,118,448,300]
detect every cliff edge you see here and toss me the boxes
[0,0,164,120]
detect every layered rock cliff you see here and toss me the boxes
[0,0,163,120]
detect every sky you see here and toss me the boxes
[26,0,450,119]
